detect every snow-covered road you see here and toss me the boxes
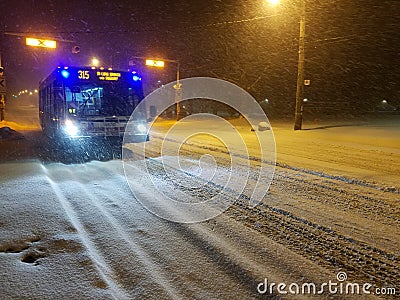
[0,160,339,299]
[0,111,399,299]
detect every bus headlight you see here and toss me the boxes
[64,119,79,137]
[136,124,147,133]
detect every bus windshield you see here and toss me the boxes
[65,83,141,117]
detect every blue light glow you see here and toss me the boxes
[132,75,141,81]
[61,70,70,79]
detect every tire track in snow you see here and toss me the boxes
[41,164,131,300]
[94,164,312,299]
[147,134,400,193]
[139,133,399,227]
[138,141,398,227]
[230,199,400,287]
[138,157,399,288]
[59,162,264,299]
[120,159,374,299]
[42,164,184,299]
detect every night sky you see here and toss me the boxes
[1,0,399,117]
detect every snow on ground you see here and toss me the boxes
[0,127,24,141]
[0,120,39,132]
[1,160,341,299]
[270,117,400,188]
[124,115,399,297]
[0,105,399,299]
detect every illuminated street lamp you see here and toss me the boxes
[267,0,280,5]
[91,57,100,67]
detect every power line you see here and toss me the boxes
[190,14,281,28]
[0,14,281,36]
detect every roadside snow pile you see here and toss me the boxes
[0,119,40,131]
[0,126,24,141]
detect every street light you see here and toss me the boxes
[267,0,280,5]
[91,57,100,67]
[143,57,182,120]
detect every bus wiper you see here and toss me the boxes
[79,97,91,110]
[78,91,94,114]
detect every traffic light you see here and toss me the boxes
[26,37,57,48]
[72,45,80,54]
[145,59,165,67]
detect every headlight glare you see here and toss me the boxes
[64,119,79,136]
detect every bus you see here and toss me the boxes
[39,66,148,143]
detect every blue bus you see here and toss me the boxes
[39,66,148,143]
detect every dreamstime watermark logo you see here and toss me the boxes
[257,272,397,296]
[122,77,276,223]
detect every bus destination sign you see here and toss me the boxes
[75,69,122,81]
[96,71,121,81]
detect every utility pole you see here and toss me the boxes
[173,61,182,120]
[0,52,5,121]
[0,96,4,121]
[294,0,306,130]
